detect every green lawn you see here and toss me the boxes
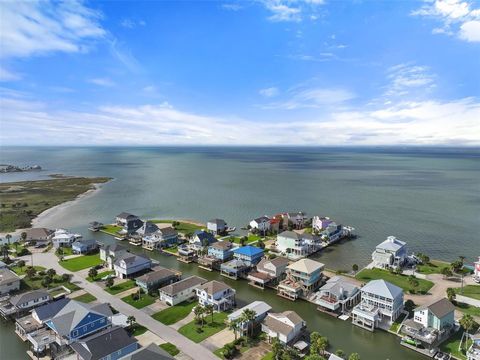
[55,247,73,257]
[21,274,80,291]
[229,234,264,244]
[49,288,68,297]
[416,260,450,275]
[101,224,123,236]
[163,246,178,255]
[121,293,156,309]
[87,270,115,282]
[130,324,148,336]
[150,219,204,234]
[105,280,136,295]
[389,313,407,333]
[152,301,197,325]
[159,343,180,356]
[73,292,97,303]
[59,254,103,272]
[440,329,473,360]
[455,302,480,317]
[356,268,434,294]
[454,285,480,300]
[10,265,45,275]
[261,352,274,360]
[178,312,228,343]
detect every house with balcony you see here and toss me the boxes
[275,231,320,259]
[72,239,98,254]
[248,257,290,288]
[221,245,264,279]
[135,267,181,292]
[115,212,143,235]
[114,253,152,279]
[100,243,128,269]
[313,276,360,315]
[352,279,404,331]
[278,259,325,300]
[196,280,236,311]
[401,298,455,350]
[142,226,178,250]
[372,236,408,269]
[189,230,217,252]
[312,216,334,232]
[207,218,227,235]
[0,290,52,317]
[208,240,235,261]
[319,222,344,244]
[70,326,138,360]
[135,221,159,239]
[115,212,139,226]
[159,276,207,306]
[261,311,306,345]
[249,216,271,233]
[24,228,54,246]
[52,228,81,248]
[233,245,264,266]
[0,268,20,295]
[228,301,272,336]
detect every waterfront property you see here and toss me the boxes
[232,245,264,266]
[177,245,196,262]
[401,298,455,350]
[70,326,138,360]
[275,231,320,259]
[142,226,178,250]
[278,258,325,300]
[196,280,236,311]
[99,243,128,269]
[313,276,361,315]
[115,212,144,235]
[228,301,272,336]
[372,236,408,269]
[352,279,404,331]
[52,228,80,248]
[0,268,21,295]
[120,342,175,360]
[189,230,217,252]
[207,218,227,235]
[249,216,271,233]
[208,240,235,261]
[159,275,207,306]
[248,257,290,289]
[220,259,250,279]
[114,253,152,278]
[88,221,103,232]
[135,267,181,292]
[115,212,140,227]
[312,216,334,233]
[0,290,51,317]
[261,310,306,345]
[285,212,309,229]
[319,222,344,244]
[72,239,98,254]
[135,221,160,239]
[24,228,54,246]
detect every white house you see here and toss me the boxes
[0,269,21,295]
[261,311,306,345]
[474,256,480,278]
[207,219,227,235]
[371,236,408,269]
[312,216,334,232]
[196,280,236,311]
[10,290,51,312]
[249,216,271,233]
[113,254,152,279]
[52,229,81,248]
[352,279,404,331]
[314,276,361,314]
[275,231,320,258]
[100,243,128,269]
[413,298,455,331]
[159,276,207,306]
[228,301,272,336]
[142,227,178,250]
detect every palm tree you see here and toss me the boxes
[229,318,241,340]
[20,232,27,243]
[193,305,205,326]
[127,315,136,328]
[459,314,476,350]
[240,308,257,338]
[317,336,328,356]
[446,288,456,302]
[5,234,12,246]
[310,331,320,355]
[205,304,215,324]
[1,244,9,261]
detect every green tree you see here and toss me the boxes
[127,315,136,327]
[272,337,283,359]
[459,314,476,349]
[441,267,453,279]
[229,318,240,340]
[404,299,416,314]
[304,355,324,360]
[17,260,26,269]
[446,288,456,302]
[317,336,329,356]
[408,276,419,293]
[26,267,36,278]
[88,267,98,279]
[5,234,12,245]
[352,264,359,274]
[205,304,215,324]
[193,305,205,326]
[451,260,463,274]
[239,236,247,246]
[46,268,56,277]
[42,276,53,288]
[1,244,9,261]
[240,308,257,338]
[335,349,346,359]
[348,353,361,360]
[105,277,114,288]
[257,240,265,249]
[310,331,321,355]
[61,273,72,282]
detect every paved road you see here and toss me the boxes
[22,252,218,360]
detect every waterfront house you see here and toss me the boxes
[0,268,20,295]
[189,230,217,252]
[233,245,264,266]
[278,258,325,300]
[401,298,455,350]
[372,236,408,269]
[0,290,52,317]
[312,216,334,233]
[88,221,103,232]
[275,231,320,259]
[135,267,181,292]
[319,222,344,244]
[135,221,159,238]
[207,240,235,261]
[352,279,404,331]
[52,228,80,248]
[70,326,138,360]
[119,342,175,360]
[248,257,290,288]
[313,276,361,314]
[72,239,98,254]
[286,212,308,229]
[261,311,306,345]
[228,301,272,336]
[114,253,152,278]
[474,256,480,278]
[159,275,207,306]
[196,280,236,311]
[177,245,196,262]
[115,212,144,235]
[115,212,140,226]
[142,226,178,250]
[468,331,480,360]
[207,218,227,235]
[220,259,251,279]
[24,228,54,246]
[100,243,128,269]
[249,216,271,233]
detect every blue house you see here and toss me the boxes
[189,230,217,251]
[72,239,98,254]
[233,246,264,266]
[70,326,138,360]
[208,241,234,261]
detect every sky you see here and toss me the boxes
[0,0,479,146]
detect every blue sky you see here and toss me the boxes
[0,0,479,145]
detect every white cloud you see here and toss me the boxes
[0,0,105,59]
[259,87,280,97]
[412,0,480,42]
[0,66,21,81]
[88,78,115,87]
[262,0,325,22]
[120,19,146,29]
[222,3,243,11]
[385,64,436,97]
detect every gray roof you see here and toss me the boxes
[319,276,359,299]
[253,216,270,223]
[116,212,137,219]
[136,268,178,284]
[119,343,174,360]
[376,236,406,252]
[72,239,97,247]
[278,230,301,240]
[197,280,233,295]
[25,228,53,240]
[70,326,137,360]
[228,301,272,321]
[208,219,226,226]
[101,243,126,253]
[361,279,403,299]
[415,298,455,319]
[10,290,50,306]
[210,241,233,250]
[115,253,151,267]
[263,311,304,336]
[0,268,20,286]
[159,276,207,296]
[33,298,70,322]
[157,226,177,237]
[136,221,160,236]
